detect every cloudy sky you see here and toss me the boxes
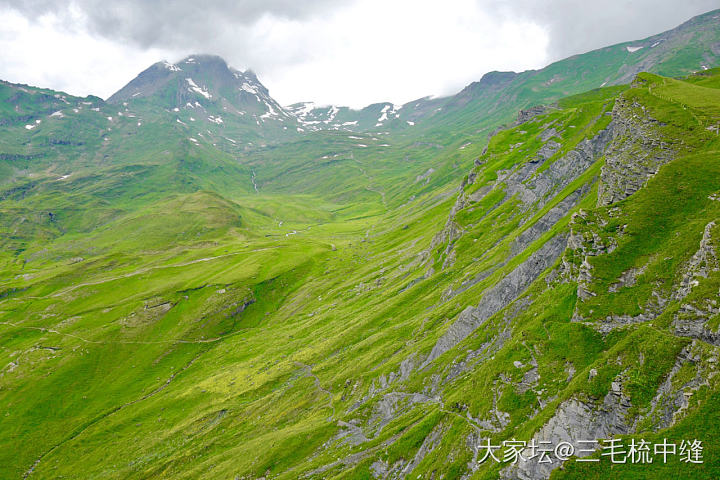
[0,0,717,107]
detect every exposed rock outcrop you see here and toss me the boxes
[500,126,612,212]
[422,234,568,367]
[516,105,556,125]
[673,221,720,345]
[510,184,591,257]
[501,379,632,480]
[368,423,445,479]
[674,221,718,301]
[634,345,710,431]
[597,96,677,206]
[563,209,620,302]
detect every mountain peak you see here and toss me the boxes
[176,54,230,71]
[108,54,263,106]
[477,70,518,87]
[147,54,234,77]
[106,53,296,131]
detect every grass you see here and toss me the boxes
[1,25,720,479]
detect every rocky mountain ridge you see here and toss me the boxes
[1,10,720,480]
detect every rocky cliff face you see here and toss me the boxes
[673,221,720,345]
[502,386,633,480]
[4,28,720,478]
[422,234,568,367]
[306,72,720,480]
[597,90,678,207]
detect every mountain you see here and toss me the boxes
[106,54,302,148]
[396,8,720,142]
[109,54,292,122]
[280,9,720,139]
[1,9,720,480]
[286,101,405,132]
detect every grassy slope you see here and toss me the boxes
[0,21,720,478]
[0,71,716,479]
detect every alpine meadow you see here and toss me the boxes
[2,6,720,480]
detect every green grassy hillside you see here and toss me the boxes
[1,11,720,480]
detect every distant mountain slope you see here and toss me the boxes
[108,54,291,120]
[106,54,301,146]
[223,8,720,141]
[3,67,719,480]
[1,12,720,480]
[2,9,718,239]
[399,8,720,142]
[286,101,405,132]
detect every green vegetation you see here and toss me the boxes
[1,11,720,480]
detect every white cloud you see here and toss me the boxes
[1,0,714,108]
[0,1,548,106]
[0,8,179,98]
[242,0,549,107]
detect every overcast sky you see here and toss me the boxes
[0,0,717,108]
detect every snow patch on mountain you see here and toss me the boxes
[186,78,212,99]
[286,102,350,131]
[163,61,181,72]
[260,101,283,121]
[376,104,402,126]
[323,106,339,124]
[289,102,316,119]
[241,82,258,94]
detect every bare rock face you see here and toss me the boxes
[516,105,555,125]
[635,346,709,431]
[563,210,619,303]
[501,383,632,480]
[608,264,647,292]
[425,114,611,274]
[422,234,568,367]
[597,96,677,206]
[673,221,720,344]
[496,343,716,480]
[367,392,436,436]
[510,185,590,257]
[674,221,718,300]
[502,126,612,212]
[537,139,561,160]
[674,301,720,346]
[369,423,445,479]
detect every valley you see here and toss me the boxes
[1,9,720,480]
